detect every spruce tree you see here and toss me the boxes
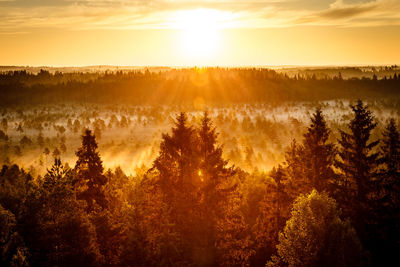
[198,111,236,211]
[255,165,290,261]
[378,118,400,264]
[197,111,237,264]
[284,139,307,198]
[74,129,107,212]
[380,118,400,207]
[335,100,380,235]
[152,112,199,203]
[302,108,336,193]
[23,158,100,266]
[150,112,200,263]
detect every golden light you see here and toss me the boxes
[172,9,226,60]
[198,169,204,182]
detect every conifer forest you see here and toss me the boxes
[0,67,399,266]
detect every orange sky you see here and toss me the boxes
[0,0,399,66]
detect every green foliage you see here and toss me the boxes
[268,190,363,267]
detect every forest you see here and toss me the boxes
[0,68,400,267]
[0,68,400,105]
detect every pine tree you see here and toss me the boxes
[380,118,400,207]
[22,158,101,266]
[198,111,236,211]
[377,118,400,264]
[197,111,237,264]
[153,112,198,188]
[335,100,380,233]
[284,139,307,198]
[149,112,252,265]
[255,165,290,261]
[74,129,107,212]
[150,112,200,263]
[269,165,288,240]
[43,158,70,190]
[215,192,254,267]
[302,108,336,193]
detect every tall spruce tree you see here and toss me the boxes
[75,129,107,212]
[334,100,380,241]
[198,111,236,216]
[149,112,253,266]
[380,118,400,207]
[150,112,200,264]
[152,112,199,205]
[302,108,336,193]
[153,112,199,189]
[377,118,400,264]
[197,111,237,265]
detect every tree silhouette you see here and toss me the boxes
[334,100,380,260]
[150,112,199,263]
[74,129,107,212]
[376,118,400,264]
[22,158,100,266]
[335,100,380,219]
[380,118,400,208]
[197,111,238,265]
[302,108,336,193]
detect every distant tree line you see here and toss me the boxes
[0,68,400,106]
[0,100,399,266]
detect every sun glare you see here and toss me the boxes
[173,9,225,60]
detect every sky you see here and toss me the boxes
[0,0,399,66]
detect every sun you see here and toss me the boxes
[173,9,223,60]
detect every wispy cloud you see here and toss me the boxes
[0,0,399,33]
[293,0,400,26]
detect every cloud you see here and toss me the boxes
[0,0,399,33]
[323,1,377,19]
[294,0,400,26]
